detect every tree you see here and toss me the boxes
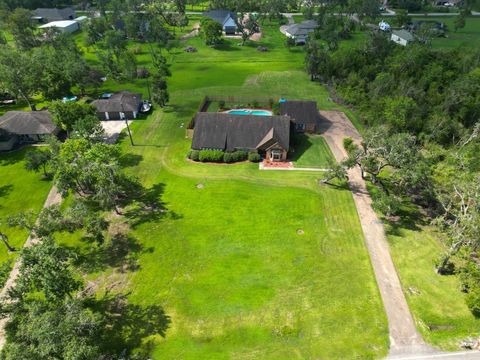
[454,9,467,32]
[24,149,51,178]
[49,102,97,137]
[236,13,260,46]
[151,74,169,107]
[14,237,81,302]
[52,139,142,214]
[395,9,411,27]
[201,18,223,46]
[0,47,38,110]
[6,8,38,49]
[71,115,105,142]
[320,160,348,185]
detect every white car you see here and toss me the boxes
[379,20,391,31]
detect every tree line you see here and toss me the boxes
[308,13,480,316]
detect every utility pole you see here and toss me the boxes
[121,103,134,146]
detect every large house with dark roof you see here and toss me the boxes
[192,113,291,162]
[92,91,142,120]
[279,100,320,132]
[32,7,76,23]
[203,10,237,35]
[0,111,58,151]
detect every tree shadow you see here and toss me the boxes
[124,183,182,228]
[90,292,171,356]
[289,133,313,162]
[74,232,146,274]
[213,42,241,51]
[384,205,426,237]
[119,153,143,168]
[0,184,13,198]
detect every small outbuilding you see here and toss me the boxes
[92,91,142,120]
[39,20,80,33]
[391,29,414,46]
[0,111,58,151]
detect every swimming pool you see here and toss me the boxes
[226,109,272,116]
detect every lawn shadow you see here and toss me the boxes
[119,153,144,168]
[384,204,426,237]
[124,183,183,228]
[73,232,146,274]
[213,42,241,51]
[91,292,171,357]
[0,184,13,198]
[289,133,313,162]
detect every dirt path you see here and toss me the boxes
[319,111,434,357]
[0,185,62,349]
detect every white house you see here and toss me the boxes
[39,20,79,33]
[391,29,414,46]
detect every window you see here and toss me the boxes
[296,123,306,131]
[272,150,282,161]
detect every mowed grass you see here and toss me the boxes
[387,224,480,350]
[291,134,334,168]
[0,148,52,263]
[408,16,480,49]
[6,18,389,358]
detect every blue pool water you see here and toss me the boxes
[227,109,272,116]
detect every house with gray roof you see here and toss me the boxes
[391,30,414,46]
[203,9,237,34]
[0,111,58,151]
[33,7,76,23]
[191,112,291,162]
[284,20,319,44]
[279,100,320,133]
[92,91,142,120]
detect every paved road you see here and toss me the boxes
[318,111,480,360]
[0,186,62,348]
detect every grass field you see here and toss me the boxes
[53,19,390,358]
[291,134,334,168]
[2,12,479,357]
[0,148,52,263]
[413,16,480,49]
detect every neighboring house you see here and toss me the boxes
[39,20,80,33]
[203,10,237,35]
[92,91,142,120]
[191,113,291,162]
[0,111,58,151]
[32,7,76,23]
[279,100,320,133]
[284,20,319,44]
[391,30,414,46]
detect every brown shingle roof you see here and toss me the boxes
[279,100,319,125]
[0,111,57,135]
[191,113,291,152]
[92,91,142,113]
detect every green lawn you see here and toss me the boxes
[0,148,52,263]
[406,16,480,49]
[291,134,334,168]
[52,19,390,358]
[387,223,480,350]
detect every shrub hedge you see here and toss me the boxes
[188,150,260,163]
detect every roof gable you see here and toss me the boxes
[0,111,56,135]
[92,91,142,113]
[279,101,319,125]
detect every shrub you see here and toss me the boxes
[343,137,355,152]
[223,152,234,163]
[248,152,261,162]
[219,100,226,109]
[272,102,280,115]
[232,150,247,162]
[188,149,200,161]
[252,100,259,108]
[268,98,274,109]
[199,149,224,162]
[465,289,480,317]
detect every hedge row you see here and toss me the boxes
[187,149,261,163]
